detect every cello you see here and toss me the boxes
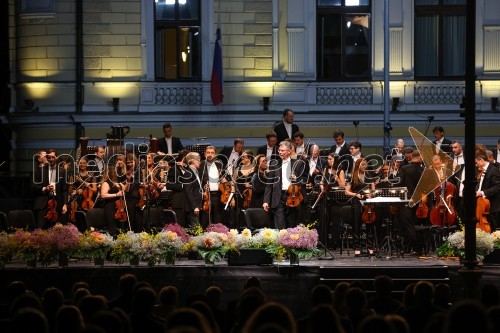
[429,181,457,226]
[243,187,253,208]
[476,167,491,233]
[416,194,429,219]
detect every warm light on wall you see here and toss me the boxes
[23,82,54,98]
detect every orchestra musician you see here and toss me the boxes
[256,131,279,161]
[293,131,306,156]
[450,141,465,218]
[183,152,204,226]
[69,156,97,215]
[33,149,69,228]
[345,158,376,253]
[219,138,244,173]
[273,108,299,143]
[199,146,224,227]
[164,150,188,227]
[345,141,364,181]
[320,153,346,250]
[157,122,184,155]
[329,129,350,159]
[250,154,268,209]
[100,161,130,236]
[475,152,500,231]
[432,126,452,154]
[125,153,141,232]
[263,141,307,229]
[396,150,425,256]
[232,150,255,229]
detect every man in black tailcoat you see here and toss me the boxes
[273,108,299,143]
[263,141,307,229]
[158,122,184,155]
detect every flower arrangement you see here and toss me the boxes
[275,224,321,260]
[0,232,15,266]
[156,230,186,263]
[132,232,161,267]
[228,228,253,249]
[205,223,230,234]
[491,231,500,249]
[437,228,494,261]
[191,231,232,264]
[252,228,280,249]
[78,230,114,260]
[11,229,44,264]
[48,223,82,256]
[111,231,142,264]
[163,223,190,243]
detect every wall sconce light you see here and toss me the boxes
[23,99,39,112]
[492,97,498,111]
[112,98,120,112]
[392,97,400,112]
[263,97,270,112]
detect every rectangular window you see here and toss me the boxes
[155,0,201,80]
[415,0,466,78]
[317,1,371,81]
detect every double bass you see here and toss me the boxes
[429,181,457,226]
[416,194,429,219]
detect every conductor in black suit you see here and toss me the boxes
[158,123,184,155]
[263,141,307,229]
[273,108,299,143]
[432,126,452,154]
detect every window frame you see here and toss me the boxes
[414,1,466,80]
[316,2,372,82]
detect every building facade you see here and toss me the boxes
[2,0,500,173]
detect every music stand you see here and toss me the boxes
[156,190,173,207]
[186,144,210,160]
[329,187,349,205]
[362,197,406,259]
[316,190,335,260]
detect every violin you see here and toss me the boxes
[114,194,127,223]
[416,194,429,219]
[286,183,303,207]
[243,187,253,208]
[203,184,211,212]
[45,197,58,223]
[137,186,146,208]
[69,195,77,223]
[429,181,457,226]
[81,185,94,211]
[362,203,376,224]
[219,182,232,204]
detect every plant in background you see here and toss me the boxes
[276,224,321,260]
[78,230,114,260]
[185,219,204,236]
[437,228,494,261]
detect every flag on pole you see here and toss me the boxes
[210,27,223,106]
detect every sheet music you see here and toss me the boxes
[365,197,402,203]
